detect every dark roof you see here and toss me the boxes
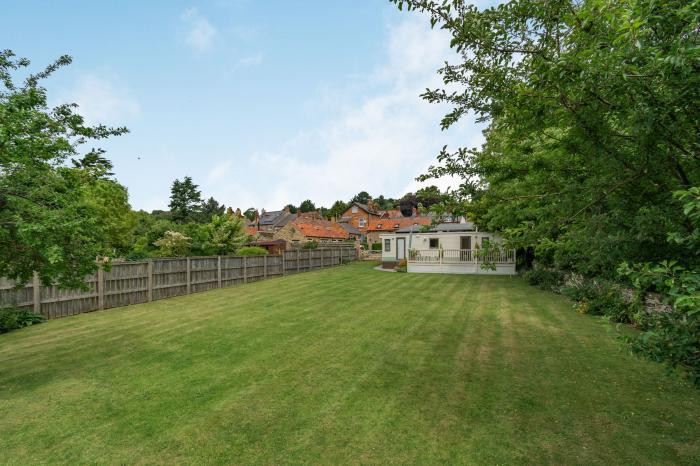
[259,210,296,227]
[258,210,283,225]
[394,222,476,233]
[338,223,362,235]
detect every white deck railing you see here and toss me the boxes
[408,249,516,264]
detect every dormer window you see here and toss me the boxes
[352,205,358,213]
[376,223,382,229]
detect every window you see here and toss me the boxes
[429,238,439,249]
[384,239,391,252]
[351,205,358,213]
[376,223,382,229]
[359,217,366,227]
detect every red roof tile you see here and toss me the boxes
[292,220,350,239]
[366,217,432,232]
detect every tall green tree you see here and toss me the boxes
[350,191,371,204]
[327,200,348,219]
[201,197,225,222]
[394,0,700,276]
[169,176,203,223]
[415,185,443,209]
[243,207,257,221]
[299,199,316,213]
[0,50,129,287]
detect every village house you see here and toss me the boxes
[338,201,410,235]
[338,202,382,233]
[256,207,297,232]
[365,216,432,248]
[273,218,351,246]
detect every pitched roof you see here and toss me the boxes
[258,210,296,227]
[292,220,350,239]
[337,222,362,236]
[366,216,432,232]
[344,202,381,216]
[379,209,403,219]
[395,222,476,233]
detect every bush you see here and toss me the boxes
[522,268,565,291]
[618,260,700,386]
[0,307,44,333]
[625,312,700,386]
[371,242,382,251]
[235,246,269,256]
[302,241,319,250]
[560,279,634,322]
[395,259,408,273]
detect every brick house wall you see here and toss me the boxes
[340,203,381,233]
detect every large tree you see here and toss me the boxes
[327,200,348,219]
[201,196,225,222]
[0,50,129,287]
[350,191,371,204]
[169,176,203,223]
[298,199,316,213]
[394,0,700,276]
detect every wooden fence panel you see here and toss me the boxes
[0,278,33,312]
[190,257,219,293]
[221,256,244,287]
[0,247,356,320]
[153,259,188,300]
[103,262,149,309]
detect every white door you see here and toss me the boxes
[396,238,406,260]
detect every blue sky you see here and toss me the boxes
[2,1,490,211]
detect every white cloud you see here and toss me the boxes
[205,14,484,210]
[58,73,140,126]
[208,161,232,181]
[181,8,218,53]
[236,53,263,68]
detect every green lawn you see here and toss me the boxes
[1,263,699,465]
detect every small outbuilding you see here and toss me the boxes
[379,223,515,275]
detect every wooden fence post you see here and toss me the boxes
[282,253,286,276]
[186,257,191,294]
[243,256,248,284]
[147,260,153,302]
[297,250,301,272]
[98,267,105,310]
[263,254,268,279]
[217,256,222,288]
[32,272,41,316]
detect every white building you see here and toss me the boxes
[379,223,516,275]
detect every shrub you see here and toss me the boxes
[561,279,634,323]
[395,259,408,273]
[371,242,382,251]
[522,268,565,291]
[235,246,269,256]
[618,260,700,386]
[302,241,319,250]
[625,312,700,386]
[0,307,44,333]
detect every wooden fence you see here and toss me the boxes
[0,248,357,320]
